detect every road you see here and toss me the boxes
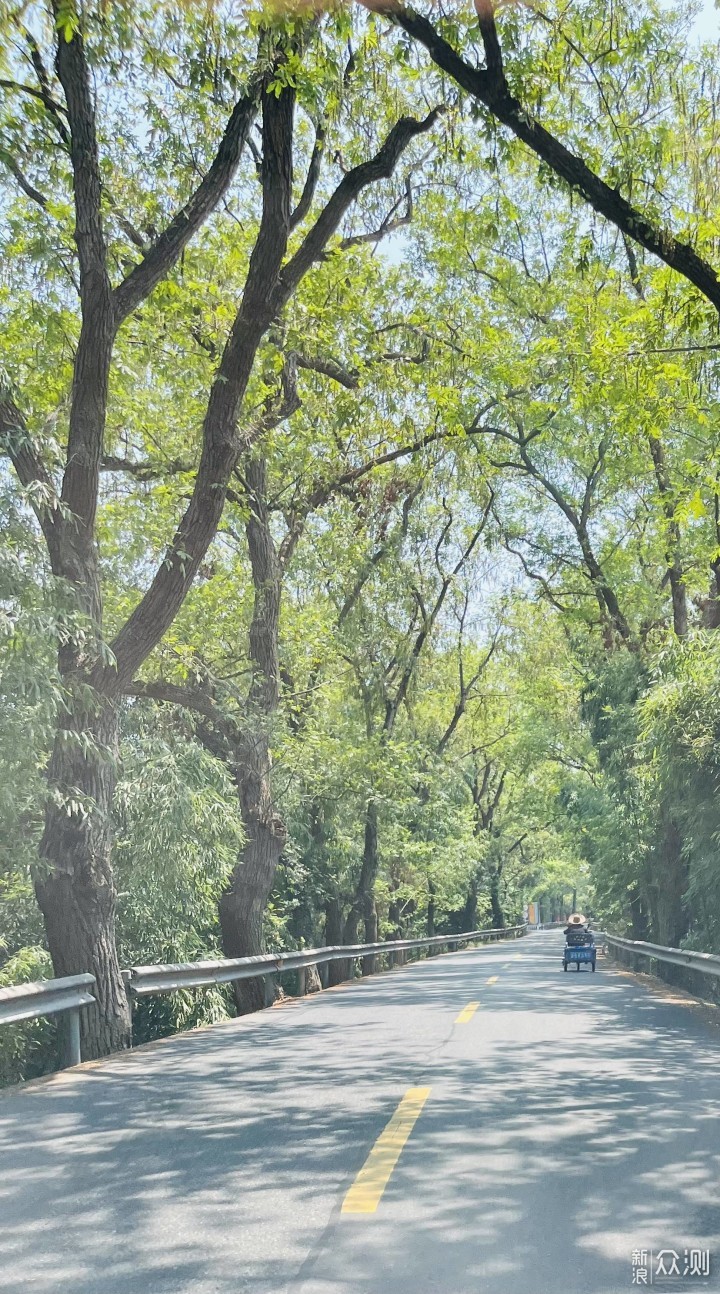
[2,932,720,1294]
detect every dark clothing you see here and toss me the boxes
[565,925,593,947]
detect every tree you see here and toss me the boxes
[0,0,443,1054]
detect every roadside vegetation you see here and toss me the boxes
[2,0,720,1081]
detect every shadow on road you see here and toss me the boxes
[1,937,718,1294]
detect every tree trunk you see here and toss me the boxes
[219,738,286,1013]
[704,562,720,629]
[325,897,347,986]
[362,797,380,973]
[218,453,287,1013]
[426,877,436,937]
[346,798,380,975]
[704,496,720,628]
[461,874,479,931]
[489,868,505,929]
[648,434,687,638]
[35,697,131,1058]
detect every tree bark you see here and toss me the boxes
[35,698,131,1057]
[460,875,479,932]
[489,867,505,929]
[219,455,287,1013]
[343,798,380,975]
[324,897,346,986]
[648,434,687,638]
[426,877,436,937]
[704,493,720,629]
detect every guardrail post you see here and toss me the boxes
[263,974,276,1008]
[59,1008,82,1069]
[319,961,329,989]
[296,967,306,997]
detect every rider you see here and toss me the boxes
[564,913,593,946]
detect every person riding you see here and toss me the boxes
[564,913,593,946]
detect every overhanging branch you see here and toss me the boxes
[378,3,720,314]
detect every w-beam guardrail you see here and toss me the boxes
[0,926,526,1076]
[0,974,96,1068]
[126,925,527,1002]
[605,933,720,979]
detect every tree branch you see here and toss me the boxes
[106,71,297,690]
[0,394,66,569]
[381,4,720,313]
[124,678,234,729]
[106,101,445,691]
[52,4,114,562]
[340,175,414,248]
[100,454,194,480]
[290,121,326,228]
[0,149,48,208]
[293,350,359,388]
[275,106,444,304]
[113,70,262,324]
[21,29,71,148]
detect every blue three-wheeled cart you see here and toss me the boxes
[563,943,596,972]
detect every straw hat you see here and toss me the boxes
[567,913,586,925]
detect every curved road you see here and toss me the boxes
[2,932,720,1293]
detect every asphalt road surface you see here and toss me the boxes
[2,932,720,1294]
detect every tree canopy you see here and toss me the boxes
[2,0,720,1080]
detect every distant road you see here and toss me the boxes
[2,933,720,1293]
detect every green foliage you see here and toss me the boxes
[6,0,720,1081]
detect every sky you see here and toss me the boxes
[691,0,719,38]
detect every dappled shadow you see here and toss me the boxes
[1,935,719,1293]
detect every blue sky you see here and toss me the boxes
[692,0,719,38]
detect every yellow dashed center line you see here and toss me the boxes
[486,975,499,984]
[455,1000,480,1023]
[342,1086,431,1215]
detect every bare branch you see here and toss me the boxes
[276,107,445,302]
[124,678,233,727]
[0,149,48,208]
[21,29,71,148]
[0,394,66,569]
[340,175,414,249]
[113,72,262,324]
[100,454,193,480]
[290,121,326,228]
[0,76,68,119]
[293,350,359,389]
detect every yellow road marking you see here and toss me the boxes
[341,1087,431,1215]
[455,1001,480,1023]
[486,975,499,984]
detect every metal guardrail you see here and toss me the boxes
[126,925,527,1001]
[605,934,720,979]
[0,974,96,1067]
[0,926,526,1075]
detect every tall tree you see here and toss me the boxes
[0,1,443,1053]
